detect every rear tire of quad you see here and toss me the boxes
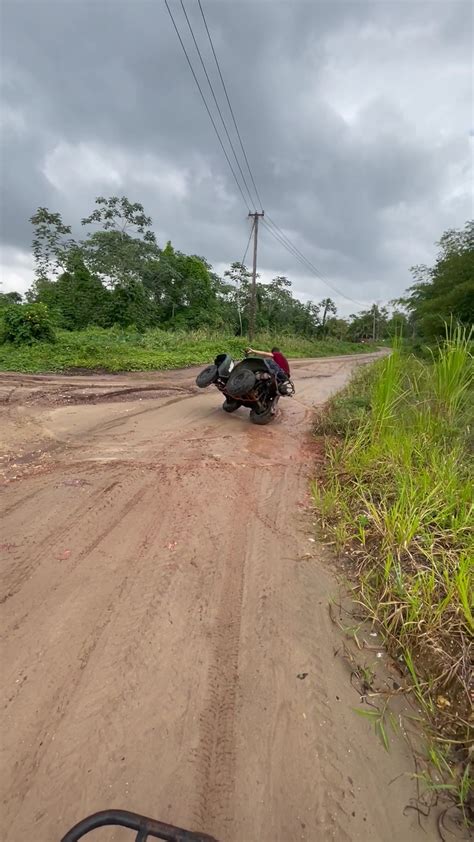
[249,405,275,425]
[222,398,241,413]
[196,364,218,388]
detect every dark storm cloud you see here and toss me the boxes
[1,0,471,311]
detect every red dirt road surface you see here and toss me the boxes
[1,353,438,841]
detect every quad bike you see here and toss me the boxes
[61,808,218,841]
[196,353,294,425]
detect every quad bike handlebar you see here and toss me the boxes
[61,809,218,842]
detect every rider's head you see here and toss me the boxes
[271,347,280,353]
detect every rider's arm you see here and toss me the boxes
[247,348,273,358]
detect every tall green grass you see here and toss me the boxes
[0,326,378,373]
[313,326,473,818]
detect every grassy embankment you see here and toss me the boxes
[312,329,473,821]
[0,326,377,373]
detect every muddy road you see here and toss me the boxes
[1,353,436,841]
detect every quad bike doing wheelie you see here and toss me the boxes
[61,808,218,841]
[196,352,294,425]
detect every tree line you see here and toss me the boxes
[1,196,472,342]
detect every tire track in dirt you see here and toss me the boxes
[0,467,128,604]
[1,352,438,842]
[230,455,358,842]
[0,483,45,517]
[2,467,233,840]
[2,477,186,823]
[4,569,132,815]
[193,494,247,837]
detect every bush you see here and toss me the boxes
[1,303,56,345]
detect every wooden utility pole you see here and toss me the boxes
[248,210,264,341]
[372,300,381,341]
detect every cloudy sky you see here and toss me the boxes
[1,0,472,315]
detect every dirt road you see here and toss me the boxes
[1,353,436,841]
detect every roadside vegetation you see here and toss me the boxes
[1,194,421,351]
[0,326,375,373]
[1,199,471,378]
[312,328,473,823]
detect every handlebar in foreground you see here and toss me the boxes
[61,809,219,842]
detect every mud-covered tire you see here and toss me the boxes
[250,405,274,425]
[222,398,241,413]
[226,367,256,397]
[196,364,218,388]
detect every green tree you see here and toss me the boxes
[386,309,409,338]
[403,221,474,337]
[56,259,111,329]
[143,242,222,328]
[30,208,77,279]
[0,291,23,308]
[259,278,320,336]
[325,316,349,340]
[81,196,160,287]
[179,255,222,328]
[262,276,292,331]
[224,262,253,335]
[29,255,112,329]
[109,279,152,330]
[318,297,337,335]
[346,304,388,341]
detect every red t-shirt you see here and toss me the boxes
[272,351,290,376]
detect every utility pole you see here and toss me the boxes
[372,299,382,341]
[248,210,264,341]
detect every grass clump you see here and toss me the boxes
[313,327,473,822]
[0,325,377,373]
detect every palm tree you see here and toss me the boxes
[319,297,337,332]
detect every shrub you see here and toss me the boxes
[1,303,56,345]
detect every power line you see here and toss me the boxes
[265,214,350,293]
[168,1,364,308]
[197,0,264,212]
[240,218,255,266]
[262,218,362,306]
[263,215,364,306]
[164,0,250,211]
[261,218,364,306]
[261,219,317,279]
[179,0,255,209]
[194,3,360,305]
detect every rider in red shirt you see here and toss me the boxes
[247,346,290,376]
[246,346,293,395]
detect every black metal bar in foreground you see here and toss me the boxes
[60,809,219,842]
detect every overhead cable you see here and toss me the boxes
[197,0,264,211]
[164,0,250,211]
[179,0,255,209]
[261,219,364,306]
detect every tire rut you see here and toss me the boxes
[0,467,127,605]
[1,351,435,842]
[193,508,247,837]
[3,478,180,818]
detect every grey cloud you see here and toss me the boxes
[1,0,471,311]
